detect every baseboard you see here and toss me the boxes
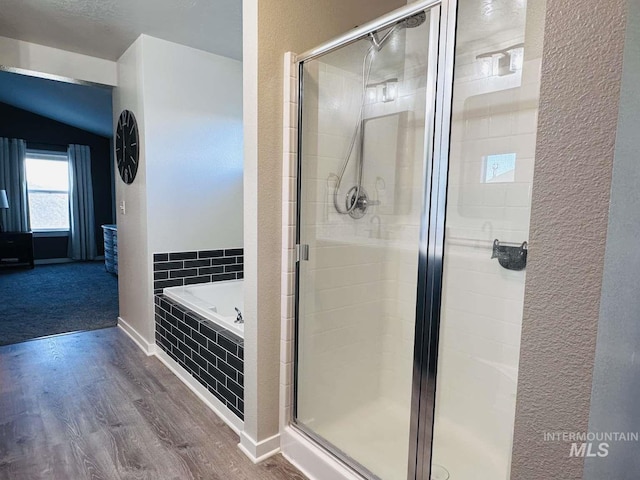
[280,426,362,480]
[155,348,244,435]
[34,256,106,265]
[35,258,74,265]
[239,431,281,464]
[117,317,156,356]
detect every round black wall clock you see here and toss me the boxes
[115,110,140,184]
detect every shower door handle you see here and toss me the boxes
[296,244,309,262]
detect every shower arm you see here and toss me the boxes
[368,25,399,52]
[296,0,439,63]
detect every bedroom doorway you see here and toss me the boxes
[0,69,118,345]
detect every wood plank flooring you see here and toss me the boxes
[0,327,305,480]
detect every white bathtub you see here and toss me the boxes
[164,280,244,338]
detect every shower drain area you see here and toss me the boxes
[431,464,450,480]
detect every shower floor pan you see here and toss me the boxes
[311,399,504,480]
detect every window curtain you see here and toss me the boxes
[0,138,30,232]
[68,144,97,260]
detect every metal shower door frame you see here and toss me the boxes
[408,0,457,478]
[292,0,458,478]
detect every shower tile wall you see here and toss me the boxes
[433,20,542,479]
[297,59,386,426]
[280,52,298,431]
[295,25,429,450]
[377,25,430,410]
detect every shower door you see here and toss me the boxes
[294,2,452,479]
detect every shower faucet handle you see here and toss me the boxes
[345,187,380,219]
[359,196,380,209]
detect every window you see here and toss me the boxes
[482,153,517,183]
[25,151,70,231]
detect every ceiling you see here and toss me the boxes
[0,0,523,64]
[0,70,113,137]
[0,0,242,61]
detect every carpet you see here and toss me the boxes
[0,261,119,346]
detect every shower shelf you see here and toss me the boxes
[491,239,527,271]
[446,237,528,271]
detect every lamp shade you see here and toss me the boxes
[0,190,8,209]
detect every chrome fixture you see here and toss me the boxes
[332,12,426,219]
[369,11,427,51]
[296,0,440,62]
[345,186,380,219]
[234,307,243,324]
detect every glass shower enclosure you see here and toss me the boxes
[295,1,449,479]
[293,0,542,478]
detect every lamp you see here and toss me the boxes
[0,189,8,233]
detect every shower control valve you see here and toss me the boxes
[359,197,380,209]
[346,187,380,219]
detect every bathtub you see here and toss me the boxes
[164,280,244,338]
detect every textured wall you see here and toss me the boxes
[242,0,404,447]
[510,0,627,478]
[584,0,640,477]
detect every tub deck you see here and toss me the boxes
[164,280,244,337]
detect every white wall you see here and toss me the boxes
[143,36,243,254]
[0,35,117,86]
[113,37,153,342]
[114,35,243,345]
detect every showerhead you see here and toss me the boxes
[402,11,427,29]
[369,11,427,51]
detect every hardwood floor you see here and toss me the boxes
[0,327,305,480]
